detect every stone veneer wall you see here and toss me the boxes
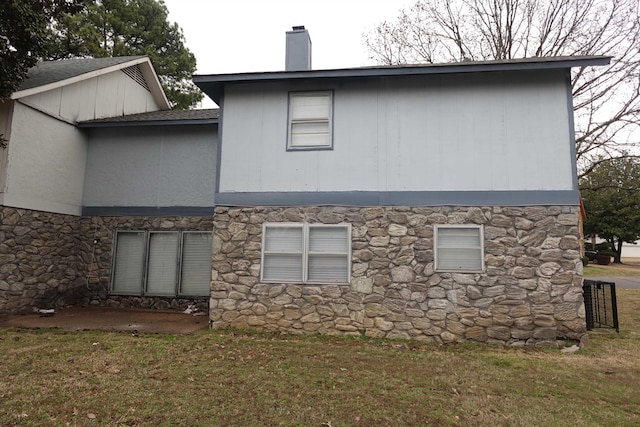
[0,207,212,314]
[0,206,89,313]
[83,215,213,311]
[210,205,585,345]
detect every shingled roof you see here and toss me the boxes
[18,56,146,91]
[11,56,170,109]
[77,109,219,128]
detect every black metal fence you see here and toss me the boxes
[582,279,619,332]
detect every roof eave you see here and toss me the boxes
[194,55,612,104]
[138,59,171,110]
[77,118,218,128]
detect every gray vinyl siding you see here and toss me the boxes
[83,125,217,208]
[218,69,573,195]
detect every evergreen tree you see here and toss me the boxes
[47,0,202,109]
[0,0,86,99]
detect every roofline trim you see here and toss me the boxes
[194,56,611,83]
[193,56,611,103]
[138,59,171,110]
[78,117,219,128]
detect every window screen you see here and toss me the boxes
[146,232,179,295]
[262,226,304,282]
[111,230,212,297]
[435,226,484,272]
[307,226,350,282]
[288,92,332,149]
[180,232,213,296]
[112,232,146,295]
[261,223,350,283]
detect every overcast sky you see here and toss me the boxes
[162,0,414,107]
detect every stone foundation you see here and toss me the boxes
[209,205,585,345]
[0,207,211,314]
[0,207,88,313]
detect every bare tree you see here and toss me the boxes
[363,0,640,177]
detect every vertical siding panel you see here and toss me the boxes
[59,79,98,122]
[22,89,63,119]
[95,73,121,119]
[218,70,574,195]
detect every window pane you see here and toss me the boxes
[436,227,483,271]
[291,94,330,120]
[308,254,349,282]
[309,227,349,252]
[437,248,483,271]
[437,228,481,248]
[263,254,303,282]
[264,226,303,252]
[146,232,179,295]
[112,232,145,295]
[291,132,330,147]
[180,233,212,296]
[291,121,329,135]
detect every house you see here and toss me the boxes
[1,27,610,345]
[193,27,610,344]
[0,56,217,313]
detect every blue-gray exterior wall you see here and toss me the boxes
[82,124,217,214]
[215,69,577,207]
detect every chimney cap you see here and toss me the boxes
[291,25,305,31]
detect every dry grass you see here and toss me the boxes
[584,257,640,277]
[1,292,640,426]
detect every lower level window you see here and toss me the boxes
[112,230,212,296]
[261,223,351,284]
[434,225,484,272]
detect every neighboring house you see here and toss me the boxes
[0,57,217,313]
[193,27,610,344]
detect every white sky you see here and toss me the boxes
[162,0,414,107]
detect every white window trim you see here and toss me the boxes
[287,91,334,151]
[261,223,351,284]
[111,230,212,297]
[434,224,485,273]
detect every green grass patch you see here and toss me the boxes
[2,291,640,426]
[584,264,640,277]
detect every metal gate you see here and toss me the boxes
[582,279,619,332]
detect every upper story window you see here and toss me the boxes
[287,91,333,150]
[434,225,484,273]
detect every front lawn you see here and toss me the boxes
[1,290,639,426]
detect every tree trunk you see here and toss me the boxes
[614,238,623,264]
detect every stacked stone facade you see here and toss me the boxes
[210,205,585,345]
[0,206,212,314]
[0,207,88,313]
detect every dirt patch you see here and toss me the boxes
[0,305,209,335]
[620,258,640,268]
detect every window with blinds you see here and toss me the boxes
[112,231,146,295]
[434,225,484,272]
[288,91,333,150]
[111,230,212,297]
[180,232,213,296]
[261,223,351,284]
